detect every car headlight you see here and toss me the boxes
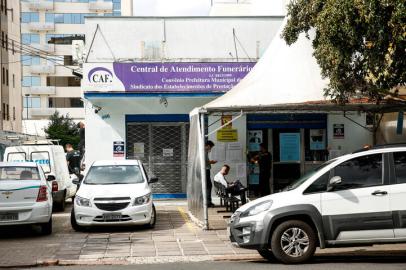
[241,200,272,217]
[75,196,91,207]
[133,193,151,206]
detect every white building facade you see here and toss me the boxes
[1,0,22,133]
[82,16,284,197]
[20,0,132,135]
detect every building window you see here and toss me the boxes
[6,104,9,121]
[21,12,40,23]
[22,76,41,87]
[47,76,80,87]
[23,97,41,108]
[22,55,41,66]
[5,69,8,86]
[48,97,83,108]
[13,106,15,121]
[21,34,40,45]
[12,74,15,88]
[5,34,8,51]
[1,67,4,84]
[46,13,96,24]
[2,103,5,120]
[11,40,14,54]
[1,31,4,48]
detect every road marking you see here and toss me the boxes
[177,206,195,232]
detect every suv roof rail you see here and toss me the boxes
[353,143,406,153]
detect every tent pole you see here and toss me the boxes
[199,112,209,230]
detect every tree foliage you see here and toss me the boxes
[282,0,406,104]
[44,112,80,148]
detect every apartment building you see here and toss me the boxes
[1,0,22,132]
[20,0,132,135]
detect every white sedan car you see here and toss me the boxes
[71,160,157,230]
[0,162,54,235]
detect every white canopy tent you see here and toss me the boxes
[202,18,328,112]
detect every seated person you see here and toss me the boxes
[214,165,247,204]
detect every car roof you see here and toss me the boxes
[91,160,141,166]
[0,162,38,167]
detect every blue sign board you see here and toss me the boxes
[280,133,301,162]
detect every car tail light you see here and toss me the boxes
[51,181,58,192]
[36,186,48,202]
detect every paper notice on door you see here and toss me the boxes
[134,143,145,158]
[163,148,174,157]
[212,142,226,162]
[236,163,247,179]
[227,142,242,161]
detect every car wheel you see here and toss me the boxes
[146,204,156,228]
[70,208,83,232]
[270,220,316,264]
[55,191,66,212]
[40,217,53,235]
[257,249,276,261]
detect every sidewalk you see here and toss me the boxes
[1,202,406,267]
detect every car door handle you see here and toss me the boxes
[371,190,388,196]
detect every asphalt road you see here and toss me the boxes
[23,260,406,270]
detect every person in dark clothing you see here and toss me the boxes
[252,143,272,196]
[77,122,85,159]
[65,144,81,177]
[205,140,217,207]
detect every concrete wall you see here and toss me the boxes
[85,16,283,62]
[85,96,216,168]
[327,112,373,155]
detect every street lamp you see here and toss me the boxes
[24,94,30,120]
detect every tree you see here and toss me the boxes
[44,112,80,148]
[282,0,406,104]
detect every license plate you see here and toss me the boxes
[103,214,122,221]
[0,213,18,221]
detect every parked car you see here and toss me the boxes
[71,160,158,231]
[0,162,54,235]
[229,145,406,264]
[4,141,77,211]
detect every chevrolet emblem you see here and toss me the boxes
[2,191,13,196]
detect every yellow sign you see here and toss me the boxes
[221,115,233,129]
[217,129,238,142]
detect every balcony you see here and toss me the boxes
[29,22,55,32]
[30,64,56,74]
[23,86,56,95]
[28,108,56,117]
[31,43,55,53]
[88,1,113,12]
[28,0,54,11]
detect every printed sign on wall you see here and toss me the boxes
[280,133,301,162]
[83,62,255,93]
[333,124,345,139]
[248,130,263,151]
[113,141,125,157]
[309,129,326,150]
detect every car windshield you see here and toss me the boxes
[282,159,336,191]
[0,166,40,181]
[84,165,144,185]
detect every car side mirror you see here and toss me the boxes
[46,175,56,181]
[328,176,342,191]
[148,176,158,184]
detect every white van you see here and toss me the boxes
[4,141,77,211]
